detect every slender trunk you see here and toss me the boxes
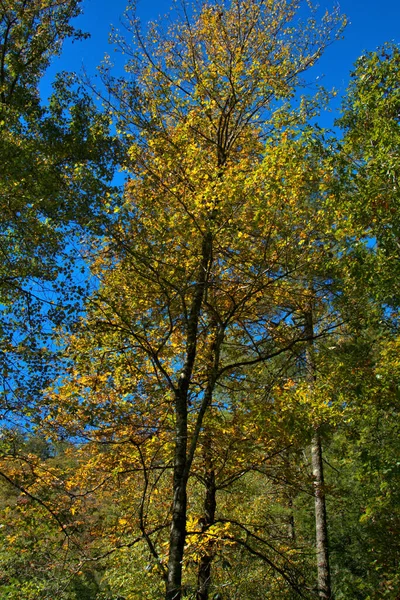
[287,494,296,543]
[311,429,331,599]
[166,385,189,600]
[305,308,332,600]
[284,452,296,543]
[166,232,213,600]
[197,438,217,600]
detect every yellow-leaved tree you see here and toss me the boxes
[46,1,346,598]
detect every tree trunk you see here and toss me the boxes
[311,429,331,599]
[305,308,332,599]
[166,386,189,600]
[284,452,296,543]
[165,232,213,600]
[287,494,296,543]
[197,438,217,600]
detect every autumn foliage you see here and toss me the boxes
[0,1,399,599]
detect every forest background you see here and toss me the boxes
[0,0,399,599]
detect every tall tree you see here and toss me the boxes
[0,0,118,426]
[0,5,119,587]
[337,43,400,307]
[326,43,400,598]
[52,0,347,587]
[305,305,332,599]
[104,3,346,596]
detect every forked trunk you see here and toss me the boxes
[165,233,213,600]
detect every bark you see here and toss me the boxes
[166,385,189,600]
[284,452,296,543]
[305,308,332,600]
[287,494,296,543]
[196,438,217,600]
[311,430,331,599]
[165,232,213,600]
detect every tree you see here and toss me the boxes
[48,0,348,589]
[304,329,400,599]
[3,8,399,597]
[0,434,116,599]
[0,0,118,427]
[337,43,400,307]
[0,5,119,593]
[104,3,348,595]
[326,45,400,596]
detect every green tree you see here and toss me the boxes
[0,0,118,426]
[0,5,119,593]
[337,43,400,306]
[323,45,400,596]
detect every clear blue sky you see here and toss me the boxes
[44,0,400,126]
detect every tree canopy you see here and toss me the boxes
[0,1,399,599]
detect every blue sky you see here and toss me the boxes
[44,0,400,126]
